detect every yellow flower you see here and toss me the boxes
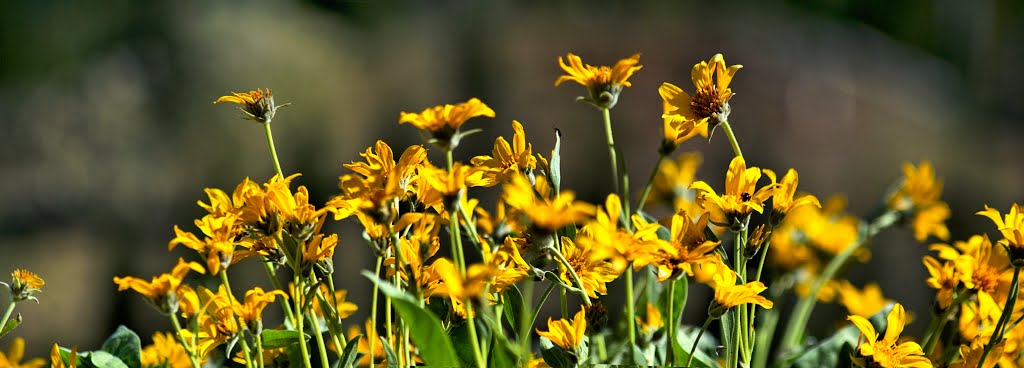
[503,175,595,233]
[399,98,495,150]
[977,203,1024,264]
[912,202,950,242]
[481,236,531,294]
[141,332,193,368]
[888,161,950,241]
[575,194,649,272]
[470,120,537,187]
[328,141,426,223]
[418,162,477,212]
[555,53,642,109]
[0,338,45,368]
[113,258,205,314]
[837,281,888,318]
[848,303,931,368]
[690,156,776,228]
[536,307,587,350]
[168,214,239,275]
[558,236,620,298]
[634,210,720,281]
[922,255,959,309]
[763,168,820,226]
[949,342,1002,368]
[184,286,239,359]
[213,88,287,123]
[303,233,339,267]
[427,258,498,317]
[933,235,1012,301]
[49,344,76,368]
[3,269,45,303]
[636,303,664,336]
[660,54,741,134]
[708,267,773,314]
[660,100,706,154]
[232,287,287,329]
[645,152,704,213]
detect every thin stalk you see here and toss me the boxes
[306,276,330,368]
[169,314,202,368]
[255,325,266,368]
[666,278,677,365]
[263,263,297,326]
[291,272,314,368]
[600,107,620,194]
[625,264,637,363]
[263,122,284,177]
[688,317,715,368]
[219,271,256,368]
[751,306,779,368]
[921,300,957,356]
[466,302,488,368]
[369,257,382,367]
[239,334,256,368]
[979,266,1020,368]
[719,120,743,159]
[0,303,14,336]
[635,153,666,214]
[518,280,536,355]
[547,244,591,306]
[450,206,466,273]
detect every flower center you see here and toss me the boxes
[689,87,725,119]
[973,267,1000,294]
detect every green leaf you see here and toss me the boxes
[0,313,22,338]
[487,319,521,368]
[380,336,399,368]
[658,277,688,333]
[338,334,362,368]
[449,318,490,367]
[100,325,141,368]
[550,128,562,193]
[89,350,129,368]
[261,329,309,349]
[539,337,576,368]
[676,325,720,368]
[502,286,525,337]
[56,347,88,368]
[363,271,460,367]
[787,304,893,368]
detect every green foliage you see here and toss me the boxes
[99,326,141,368]
[261,329,309,349]
[0,313,21,339]
[363,271,461,367]
[338,334,362,368]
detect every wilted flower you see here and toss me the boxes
[214,88,287,123]
[2,269,45,303]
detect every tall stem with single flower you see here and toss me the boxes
[719,121,743,159]
[263,121,284,177]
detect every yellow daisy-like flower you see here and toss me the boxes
[558,236,620,298]
[645,152,704,214]
[660,54,741,134]
[399,98,495,150]
[537,307,587,351]
[113,258,205,314]
[922,255,959,309]
[49,344,77,368]
[708,266,773,316]
[213,88,287,123]
[503,175,595,233]
[690,156,776,229]
[977,203,1024,264]
[837,281,888,318]
[636,303,664,336]
[168,214,239,275]
[329,141,426,223]
[763,168,820,226]
[141,332,193,368]
[427,258,498,317]
[887,161,950,242]
[848,303,932,368]
[470,120,537,187]
[232,287,287,330]
[659,100,706,154]
[555,53,641,109]
[3,269,45,303]
[948,342,1002,368]
[0,338,45,368]
[633,210,720,281]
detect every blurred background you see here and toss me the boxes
[2,0,1022,359]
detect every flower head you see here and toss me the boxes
[634,210,720,281]
[113,258,205,314]
[470,120,537,187]
[214,88,287,123]
[141,332,193,368]
[837,281,888,318]
[660,54,741,135]
[708,267,773,316]
[645,152,704,214]
[555,53,642,109]
[888,161,950,242]
[537,307,587,351]
[660,101,706,154]
[399,98,495,150]
[3,269,45,303]
[0,338,45,368]
[557,236,621,298]
[764,168,820,226]
[636,303,664,336]
[977,203,1024,265]
[232,287,287,330]
[848,303,931,368]
[690,156,776,229]
[503,175,595,233]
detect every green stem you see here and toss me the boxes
[0,302,14,336]
[291,272,314,368]
[752,305,779,368]
[547,242,591,306]
[921,300,957,356]
[323,277,347,355]
[666,279,677,365]
[169,314,202,368]
[466,302,488,368]
[263,122,284,177]
[307,276,330,368]
[519,280,535,355]
[979,266,1020,368]
[625,264,637,363]
[635,154,666,214]
[239,333,256,368]
[219,271,256,368]
[369,257,382,366]
[255,323,265,368]
[688,317,715,368]
[600,107,620,195]
[719,120,743,159]
[263,262,297,326]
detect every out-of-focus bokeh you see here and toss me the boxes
[2,0,1022,358]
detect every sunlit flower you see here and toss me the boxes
[707,266,772,317]
[418,162,477,212]
[141,332,193,368]
[113,258,205,314]
[949,342,1002,368]
[558,236,620,298]
[660,101,706,155]
[660,54,741,135]
[503,175,595,233]
[232,287,287,330]
[764,168,820,226]
[977,203,1024,264]
[922,255,959,309]
[482,236,532,293]
[537,307,587,351]
[302,233,339,272]
[575,194,650,272]
[848,303,931,368]
[328,141,426,223]
[555,53,642,109]
[184,286,239,359]
[49,344,76,368]
[912,202,950,242]
[888,161,949,242]
[2,269,45,303]
[634,210,720,281]
[168,214,239,275]
[0,338,45,368]
[645,152,704,213]
[470,120,537,187]
[837,281,888,318]
[636,303,664,336]
[399,98,495,150]
[214,88,287,123]
[427,258,498,317]
[690,156,776,229]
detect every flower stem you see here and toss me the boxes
[263,263,297,326]
[979,266,1020,368]
[255,324,266,368]
[601,108,620,195]
[0,302,14,336]
[263,122,284,177]
[666,278,677,365]
[219,271,256,368]
[688,317,714,368]
[547,241,591,306]
[369,257,382,366]
[625,264,637,363]
[306,277,330,368]
[466,302,488,368]
[239,333,256,368]
[291,272,313,368]
[169,314,202,368]
[719,120,743,159]
[921,298,958,356]
[635,154,666,214]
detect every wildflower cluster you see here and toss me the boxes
[7,50,1019,368]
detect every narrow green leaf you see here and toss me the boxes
[338,335,362,368]
[100,325,141,368]
[450,318,490,367]
[658,277,688,331]
[0,313,22,338]
[363,271,461,367]
[550,128,562,193]
[89,350,129,368]
[261,329,309,349]
[380,336,399,368]
[676,326,720,368]
[502,286,525,337]
[539,337,575,368]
